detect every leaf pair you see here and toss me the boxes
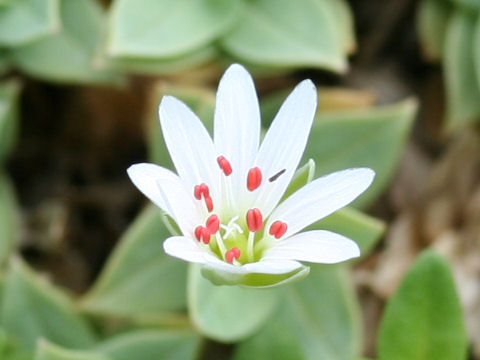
[105,0,355,74]
[4,0,122,85]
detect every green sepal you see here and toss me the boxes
[200,263,309,288]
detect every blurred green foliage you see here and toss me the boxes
[418,0,480,130]
[378,251,468,360]
[0,0,355,83]
[0,0,469,359]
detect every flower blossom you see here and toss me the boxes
[127,64,375,287]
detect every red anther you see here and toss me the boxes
[200,227,211,244]
[247,167,262,191]
[225,247,241,263]
[246,208,263,232]
[217,156,232,176]
[204,195,214,212]
[269,221,288,239]
[195,226,211,243]
[194,226,203,241]
[199,183,210,197]
[206,214,220,234]
[194,185,202,200]
[194,183,210,200]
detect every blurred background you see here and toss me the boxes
[0,0,479,359]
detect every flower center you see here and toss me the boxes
[191,155,288,265]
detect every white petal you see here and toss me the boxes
[263,230,360,264]
[267,168,375,238]
[156,177,202,237]
[159,96,219,199]
[252,80,317,217]
[214,64,261,210]
[127,163,179,216]
[163,236,208,264]
[204,257,303,275]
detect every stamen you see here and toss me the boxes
[194,183,210,200]
[215,232,227,260]
[246,208,263,232]
[225,247,241,264]
[206,214,220,234]
[194,185,202,200]
[204,195,214,212]
[194,226,210,244]
[269,169,286,182]
[200,183,209,197]
[200,227,211,244]
[269,221,288,239]
[247,231,255,262]
[217,156,232,176]
[247,167,262,191]
[194,226,203,241]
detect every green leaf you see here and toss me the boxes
[220,0,350,72]
[0,173,20,266]
[233,265,362,360]
[417,0,452,61]
[323,0,356,54]
[378,250,468,360]
[95,330,201,360]
[0,80,21,165]
[303,99,417,208]
[107,0,241,58]
[445,9,480,130]
[81,205,188,324]
[148,85,215,167]
[0,328,32,360]
[0,0,59,46]
[11,0,122,85]
[313,207,385,258]
[188,264,281,342]
[102,46,216,76]
[35,341,108,360]
[1,258,97,351]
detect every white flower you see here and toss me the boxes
[127,64,375,288]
